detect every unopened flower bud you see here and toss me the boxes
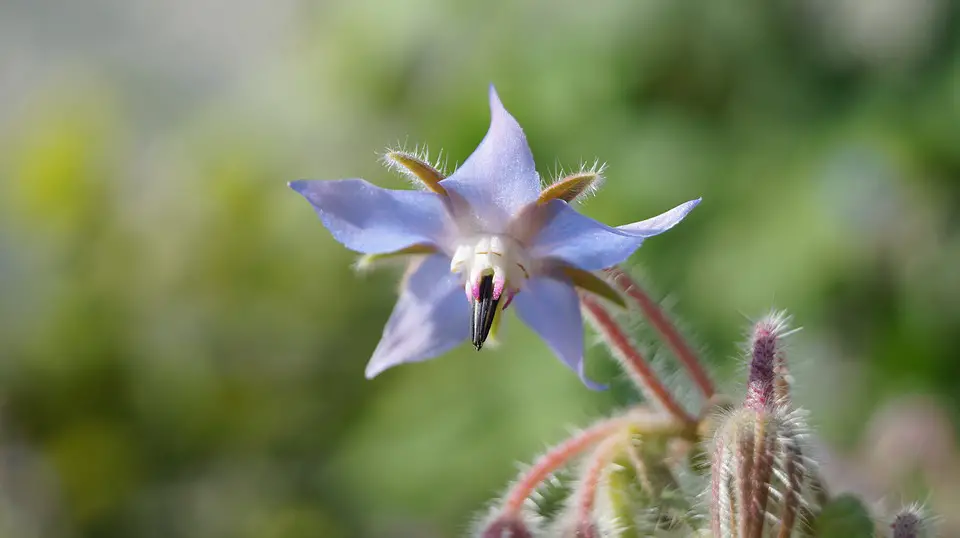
[479,514,534,538]
[710,406,782,537]
[890,505,932,538]
[746,311,794,411]
[574,522,598,538]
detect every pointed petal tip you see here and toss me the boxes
[363,363,382,380]
[288,179,307,193]
[438,83,540,222]
[582,376,608,391]
[364,349,397,379]
[578,359,607,390]
[487,83,507,115]
[607,196,703,243]
[675,196,702,217]
[487,82,499,100]
[674,197,702,212]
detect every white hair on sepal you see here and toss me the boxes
[575,159,608,199]
[540,159,608,205]
[379,142,450,191]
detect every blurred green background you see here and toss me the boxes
[1,0,959,536]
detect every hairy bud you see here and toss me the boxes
[478,514,535,538]
[746,311,794,411]
[890,504,932,538]
[573,522,599,538]
[711,407,779,537]
[710,312,812,538]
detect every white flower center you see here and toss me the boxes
[450,234,531,302]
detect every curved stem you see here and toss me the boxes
[574,434,624,533]
[582,295,696,425]
[605,267,715,399]
[502,418,626,515]
[501,411,684,516]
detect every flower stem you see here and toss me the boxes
[502,417,627,516]
[574,434,623,528]
[605,267,715,399]
[582,295,696,425]
[501,412,683,516]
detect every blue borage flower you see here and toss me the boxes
[290,85,699,388]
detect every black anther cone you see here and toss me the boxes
[471,275,500,350]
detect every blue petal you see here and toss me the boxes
[616,198,701,236]
[529,198,700,271]
[290,179,451,254]
[513,276,606,390]
[440,85,541,230]
[365,254,470,378]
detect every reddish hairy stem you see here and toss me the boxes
[582,296,696,425]
[502,412,683,516]
[502,417,630,515]
[575,434,623,526]
[605,267,715,399]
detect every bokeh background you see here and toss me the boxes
[2,0,960,536]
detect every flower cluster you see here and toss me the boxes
[290,86,933,537]
[475,290,934,537]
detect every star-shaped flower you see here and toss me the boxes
[290,85,699,388]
